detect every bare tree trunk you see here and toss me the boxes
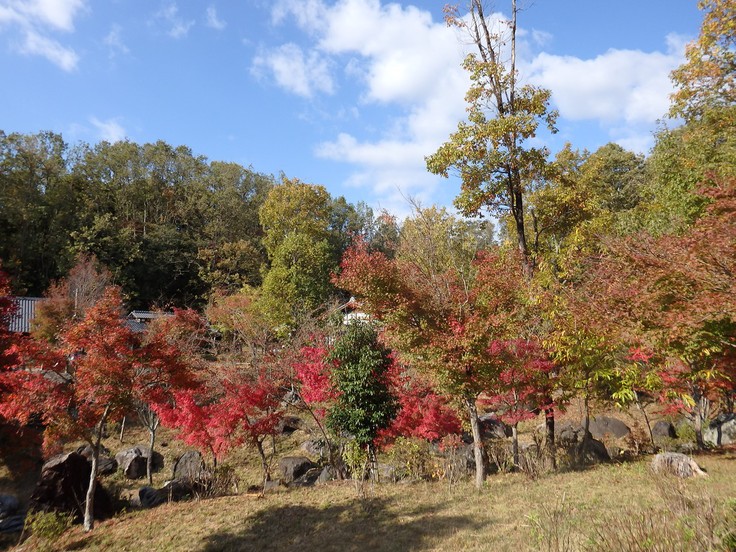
[635,392,656,450]
[84,405,110,532]
[255,439,271,495]
[578,394,591,465]
[146,419,158,486]
[544,403,556,470]
[119,416,126,443]
[465,396,485,490]
[693,392,710,449]
[511,423,519,469]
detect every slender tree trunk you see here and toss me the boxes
[84,406,110,532]
[635,392,656,450]
[544,403,556,470]
[465,396,485,490]
[693,393,710,449]
[119,416,126,443]
[578,394,591,465]
[511,423,519,469]
[255,439,270,495]
[146,420,158,486]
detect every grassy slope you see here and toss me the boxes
[13,450,734,552]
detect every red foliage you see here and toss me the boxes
[0,287,200,453]
[157,373,283,464]
[0,269,20,372]
[380,373,461,442]
[481,338,556,426]
[293,345,338,408]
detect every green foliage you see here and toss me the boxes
[25,510,74,551]
[326,323,398,448]
[259,233,334,331]
[640,107,736,235]
[259,178,333,259]
[670,0,735,121]
[386,437,432,481]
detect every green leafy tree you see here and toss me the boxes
[326,323,398,468]
[258,178,333,258]
[259,233,334,330]
[426,0,557,274]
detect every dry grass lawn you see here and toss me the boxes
[6,448,734,552]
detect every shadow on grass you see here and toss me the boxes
[199,495,483,552]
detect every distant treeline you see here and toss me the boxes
[0,131,382,308]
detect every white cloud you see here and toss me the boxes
[0,0,86,70]
[205,5,225,30]
[271,0,326,32]
[1,0,87,31]
[90,116,127,142]
[526,47,682,126]
[252,43,334,98]
[104,24,129,56]
[155,2,194,39]
[264,1,687,213]
[20,29,78,70]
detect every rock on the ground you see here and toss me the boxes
[651,420,678,441]
[555,422,610,462]
[30,452,113,522]
[292,467,322,487]
[587,416,631,440]
[172,450,205,481]
[478,414,511,440]
[651,452,707,478]
[703,413,736,447]
[277,416,304,435]
[301,439,327,458]
[0,495,19,517]
[75,445,118,476]
[138,479,202,509]
[278,456,317,484]
[115,446,164,479]
[317,465,336,484]
[0,514,25,533]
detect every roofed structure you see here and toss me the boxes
[6,297,43,333]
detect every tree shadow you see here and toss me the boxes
[198,495,483,552]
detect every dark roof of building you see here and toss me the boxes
[7,297,43,333]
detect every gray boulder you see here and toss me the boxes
[317,465,336,484]
[76,445,118,476]
[555,422,610,462]
[138,479,202,508]
[301,439,327,458]
[115,446,164,479]
[587,416,631,440]
[651,420,677,440]
[478,414,511,440]
[172,450,205,481]
[703,413,736,446]
[30,452,113,523]
[292,467,322,487]
[651,452,707,478]
[278,456,317,484]
[277,416,304,435]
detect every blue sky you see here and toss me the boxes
[0,1,701,217]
